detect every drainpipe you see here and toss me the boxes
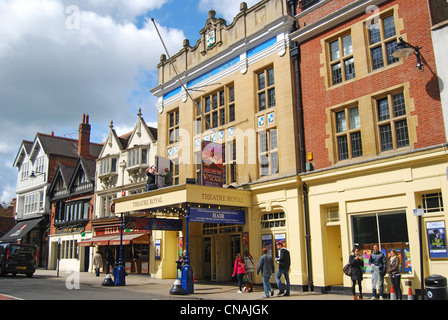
[303,182,313,291]
[288,0,313,291]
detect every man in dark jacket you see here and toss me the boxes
[275,242,290,296]
[257,248,275,298]
[369,244,386,300]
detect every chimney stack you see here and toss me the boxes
[78,114,91,157]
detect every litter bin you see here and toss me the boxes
[425,275,448,300]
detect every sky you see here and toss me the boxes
[0,0,260,204]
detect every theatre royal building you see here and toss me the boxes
[114,1,308,286]
[114,0,448,296]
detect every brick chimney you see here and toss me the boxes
[78,114,91,158]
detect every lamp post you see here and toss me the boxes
[114,211,126,286]
[392,37,423,70]
[181,203,194,294]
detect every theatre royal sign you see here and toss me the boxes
[113,184,251,214]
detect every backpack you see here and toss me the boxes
[343,263,352,276]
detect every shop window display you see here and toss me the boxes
[351,211,411,273]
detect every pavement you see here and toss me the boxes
[31,269,352,300]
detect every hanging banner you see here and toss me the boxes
[190,207,245,225]
[201,141,223,187]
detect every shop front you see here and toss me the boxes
[113,183,252,281]
[301,146,448,295]
[81,219,151,275]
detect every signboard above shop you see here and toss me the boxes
[113,184,251,214]
[126,217,183,231]
[190,207,245,225]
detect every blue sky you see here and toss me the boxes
[0,0,260,204]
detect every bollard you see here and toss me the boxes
[170,279,186,295]
[102,273,114,286]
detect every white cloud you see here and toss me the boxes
[0,0,184,130]
[60,0,168,22]
[0,0,185,202]
[198,0,260,22]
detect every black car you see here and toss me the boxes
[0,244,37,277]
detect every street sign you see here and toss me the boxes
[413,208,425,216]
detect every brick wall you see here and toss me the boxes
[299,0,445,170]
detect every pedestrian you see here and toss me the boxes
[176,250,186,273]
[257,248,275,298]
[275,242,290,296]
[146,165,158,191]
[93,250,103,277]
[106,248,115,275]
[243,251,255,293]
[369,244,386,300]
[232,253,246,293]
[349,247,364,300]
[388,249,402,300]
[157,167,172,187]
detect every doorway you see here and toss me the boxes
[203,237,212,280]
[325,225,343,285]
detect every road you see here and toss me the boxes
[0,272,169,300]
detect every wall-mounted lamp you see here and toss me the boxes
[29,171,46,180]
[392,37,423,70]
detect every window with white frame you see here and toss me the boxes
[127,147,148,168]
[99,157,118,176]
[259,128,279,176]
[24,192,42,214]
[21,162,29,180]
[35,156,45,174]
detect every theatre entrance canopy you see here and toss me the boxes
[113,184,252,217]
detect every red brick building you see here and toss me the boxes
[293,0,444,170]
[289,0,448,298]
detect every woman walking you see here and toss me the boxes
[243,251,255,293]
[232,253,246,293]
[349,247,364,300]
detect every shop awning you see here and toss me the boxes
[113,183,252,214]
[78,233,150,246]
[109,233,149,246]
[78,240,93,247]
[91,235,115,246]
[0,218,43,243]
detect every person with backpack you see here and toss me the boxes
[349,247,364,300]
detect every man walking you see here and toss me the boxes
[257,248,275,298]
[275,242,290,296]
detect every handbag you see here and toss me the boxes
[343,263,352,276]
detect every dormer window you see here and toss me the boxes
[21,162,30,180]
